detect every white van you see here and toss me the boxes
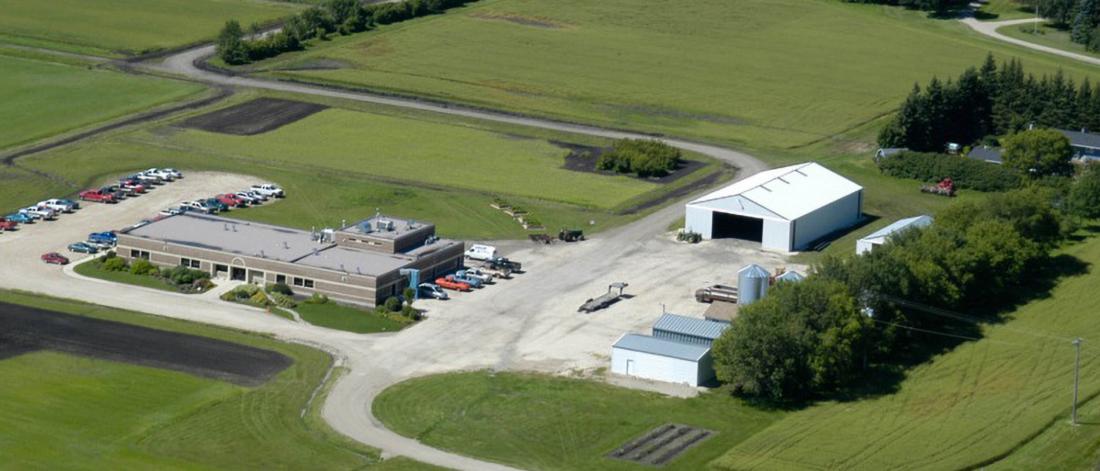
[464,244,497,261]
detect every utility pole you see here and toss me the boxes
[1035,4,1040,35]
[1073,338,1082,426]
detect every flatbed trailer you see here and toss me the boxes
[578,282,629,313]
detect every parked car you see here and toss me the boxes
[216,193,248,208]
[38,199,75,213]
[0,218,17,231]
[250,183,284,198]
[159,207,185,216]
[488,256,522,272]
[160,168,183,179]
[79,188,117,203]
[119,178,147,193]
[133,173,162,185]
[418,283,449,300]
[476,263,512,279]
[20,206,56,220]
[143,168,175,182]
[180,201,214,214]
[68,242,99,254]
[202,198,229,212]
[56,198,80,210]
[5,213,34,224]
[451,271,484,288]
[435,276,471,292]
[460,267,494,284]
[242,190,268,202]
[234,191,263,204]
[88,231,117,246]
[101,185,130,199]
[464,244,497,261]
[41,252,69,265]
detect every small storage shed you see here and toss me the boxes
[684,162,863,252]
[611,334,716,387]
[652,313,729,345]
[856,215,933,255]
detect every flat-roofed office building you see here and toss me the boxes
[116,213,464,307]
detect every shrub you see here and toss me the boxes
[249,290,270,307]
[102,256,128,272]
[384,296,402,312]
[130,259,158,276]
[306,292,329,304]
[267,282,294,296]
[1069,164,1100,218]
[161,266,210,286]
[270,292,298,308]
[877,151,1022,191]
[597,139,682,178]
[401,304,422,321]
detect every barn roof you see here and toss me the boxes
[860,215,933,244]
[652,314,729,341]
[687,162,862,220]
[612,334,711,362]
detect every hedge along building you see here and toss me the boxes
[115,213,464,307]
[684,162,863,252]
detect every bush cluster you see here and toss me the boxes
[876,151,1022,191]
[713,188,1074,401]
[596,139,682,178]
[218,0,476,65]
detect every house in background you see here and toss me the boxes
[1057,129,1100,162]
[967,146,1003,165]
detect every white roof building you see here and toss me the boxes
[856,215,933,255]
[684,162,863,252]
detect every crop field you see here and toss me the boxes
[0,53,203,151]
[13,93,723,239]
[0,0,298,57]
[0,290,436,469]
[258,0,1100,151]
[373,371,782,471]
[715,233,1100,470]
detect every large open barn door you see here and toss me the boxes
[712,212,763,242]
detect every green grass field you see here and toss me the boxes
[374,371,782,471]
[999,22,1100,59]
[0,53,203,151]
[0,0,298,57]
[976,0,1033,20]
[714,232,1100,470]
[12,91,721,239]
[256,0,1100,151]
[0,290,437,470]
[296,301,412,333]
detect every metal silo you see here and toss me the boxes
[775,270,805,284]
[737,264,770,305]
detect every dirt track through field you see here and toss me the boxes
[179,97,327,135]
[0,301,291,386]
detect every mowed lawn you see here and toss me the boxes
[0,53,203,150]
[715,233,1100,470]
[0,0,298,57]
[0,291,436,470]
[165,108,657,208]
[262,0,1100,149]
[1000,22,1100,59]
[373,371,782,471]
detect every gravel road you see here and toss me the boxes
[960,17,1100,67]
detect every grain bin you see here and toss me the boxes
[737,264,770,305]
[775,270,805,284]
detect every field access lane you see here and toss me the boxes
[961,17,1100,67]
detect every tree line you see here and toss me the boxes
[217,0,476,65]
[712,167,1100,400]
[878,54,1100,152]
[843,0,968,13]
[1027,0,1100,50]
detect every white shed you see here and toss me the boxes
[684,162,863,252]
[611,334,715,387]
[856,215,933,255]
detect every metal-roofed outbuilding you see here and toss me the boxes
[652,313,729,345]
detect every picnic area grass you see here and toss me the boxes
[254,0,1100,151]
[0,290,418,470]
[0,0,299,57]
[373,371,783,471]
[0,52,203,151]
[296,301,412,334]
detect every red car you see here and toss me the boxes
[216,193,248,208]
[0,218,16,232]
[435,276,471,292]
[41,252,70,265]
[78,188,116,203]
[119,179,147,193]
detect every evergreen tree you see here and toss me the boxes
[1072,0,1098,44]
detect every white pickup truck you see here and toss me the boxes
[38,199,75,213]
[250,183,284,198]
[21,206,57,220]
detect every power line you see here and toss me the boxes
[871,319,1034,348]
[879,295,1076,343]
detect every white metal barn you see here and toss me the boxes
[856,215,933,255]
[611,334,714,387]
[684,162,863,252]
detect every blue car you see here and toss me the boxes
[450,271,483,288]
[57,199,80,210]
[6,213,33,224]
[67,242,99,254]
[88,231,117,245]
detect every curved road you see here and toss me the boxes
[961,17,1100,67]
[17,46,770,470]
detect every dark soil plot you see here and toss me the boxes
[608,423,715,466]
[179,98,327,136]
[0,302,291,386]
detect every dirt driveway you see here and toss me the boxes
[0,170,795,470]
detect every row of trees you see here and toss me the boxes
[876,150,1023,191]
[843,0,968,13]
[1027,0,1100,50]
[596,139,682,178]
[879,55,1100,152]
[711,172,1100,400]
[217,0,475,65]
